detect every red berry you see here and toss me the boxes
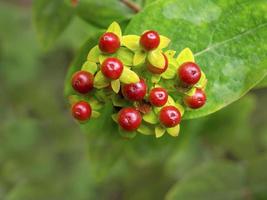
[118,108,142,131]
[72,101,92,121]
[122,79,147,101]
[178,62,201,86]
[101,57,123,80]
[72,71,94,94]
[147,54,168,74]
[99,32,120,54]
[149,88,168,107]
[184,88,206,109]
[159,106,181,128]
[140,30,160,51]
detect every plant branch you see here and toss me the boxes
[120,0,141,13]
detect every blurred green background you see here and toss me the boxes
[0,1,267,200]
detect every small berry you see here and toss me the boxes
[72,101,92,121]
[140,30,160,51]
[149,88,168,107]
[184,88,206,109]
[72,71,94,94]
[159,106,181,128]
[122,79,147,101]
[118,108,142,131]
[147,54,168,74]
[178,62,201,86]
[99,32,120,54]
[101,57,123,80]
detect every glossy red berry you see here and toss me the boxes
[147,54,168,74]
[72,101,92,121]
[178,62,201,86]
[99,32,120,54]
[159,106,181,128]
[184,89,206,109]
[122,79,147,101]
[149,88,168,107]
[140,30,160,51]
[118,108,142,131]
[72,71,94,94]
[101,57,123,80]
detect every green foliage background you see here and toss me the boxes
[0,0,267,199]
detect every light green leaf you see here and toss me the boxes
[155,125,165,138]
[185,87,197,96]
[175,102,185,116]
[87,45,100,63]
[111,79,121,93]
[117,47,134,66]
[195,71,208,89]
[133,50,147,66]
[137,123,155,135]
[91,111,101,118]
[122,35,140,51]
[106,21,122,40]
[126,0,267,119]
[111,94,129,107]
[151,75,161,83]
[143,110,158,124]
[176,48,195,66]
[167,124,180,137]
[158,35,171,49]
[148,50,165,69]
[111,113,118,122]
[119,67,140,84]
[119,127,137,139]
[165,50,176,58]
[81,61,98,74]
[88,97,103,110]
[161,61,177,79]
[99,54,110,64]
[94,71,110,89]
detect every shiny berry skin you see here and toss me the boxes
[147,54,168,74]
[184,89,206,109]
[149,88,168,107]
[72,101,92,122]
[140,30,160,51]
[159,106,181,128]
[98,32,120,54]
[118,108,142,131]
[101,57,123,80]
[122,79,147,101]
[72,71,94,94]
[178,62,201,86]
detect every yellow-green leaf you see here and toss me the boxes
[91,111,101,118]
[167,124,180,137]
[68,95,81,105]
[176,48,195,66]
[195,71,208,89]
[88,97,103,110]
[87,45,100,63]
[94,71,110,89]
[122,35,140,51]
[151,75,161,83]
[117,47,134,66]
[133,50,146,66]
[137,123,154,135]
[158,35,170,49]
[106,21,122,40]
[99,54,110,64]
[111,94,128,107]
[161,61,176,79]
[165,50,176,58]
[143,110,158,124]
[119,67,140,84]
[185,87,197,96]
[175,102,185,116]
[111,113,118,122]
[148,50,165,69]
[111,79,120,93]
[155,125,165,138]
[81,61,98,74]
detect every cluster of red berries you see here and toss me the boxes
[69,22,207,138]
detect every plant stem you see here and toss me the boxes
[120,0,141,13]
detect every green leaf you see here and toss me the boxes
[255,76,267,89]
[76,0,134,28]
[81,61,98,74]
[117,47,134,66]
[143,110,158,124]
[87,45,100,63]
[155,125,165,138]
[126,0,267,119]
[166,125,180,137]
[119,67,140,84]
[91,110,101,118]
[111,79,121,93]
[195,71,208,89]
[176,48,195,66]
[161,58,177,79]
[33,0,73,48]
[158,35,170,49]
[148,50,165,69]
[133,50,147,66]
[137,123,155,135]
[122,35,141,51]
[151,75,161,83]
[111,113,118,122]
[106,21,122,40]
[119,127,137,139]
[94,71,110,89]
